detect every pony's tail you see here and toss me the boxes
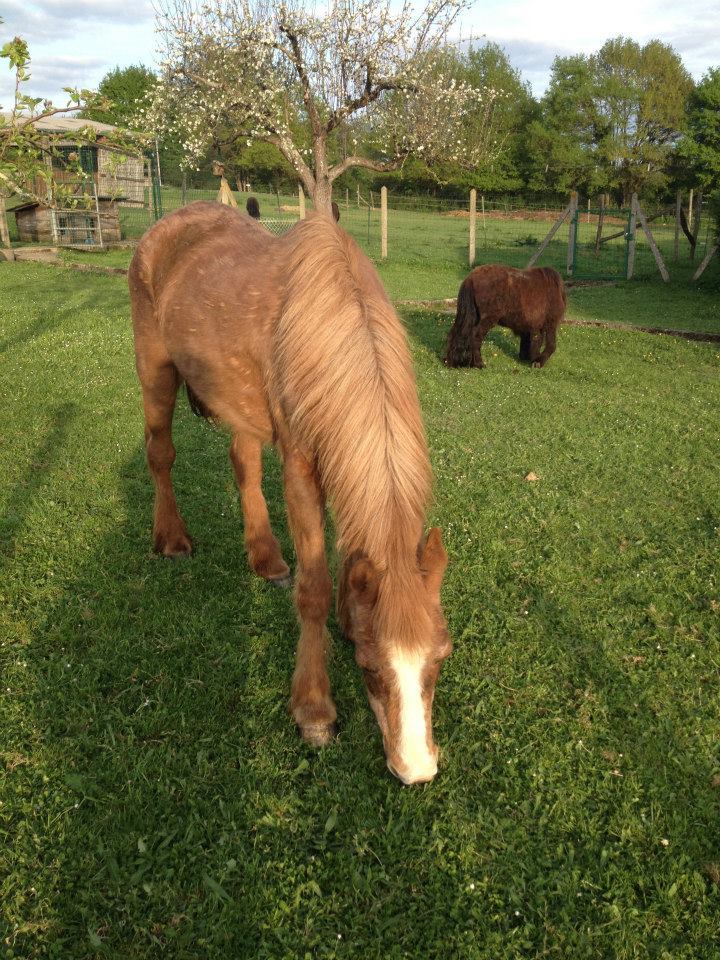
[444,278,478,367]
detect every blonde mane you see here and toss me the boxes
[274,216,431,593]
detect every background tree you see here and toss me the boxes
[81,65,157,127]
[677,68,720,237]
[144,0,503,212]
[0,31,142,246]
[525,55,600,197]
[591,38,693,203]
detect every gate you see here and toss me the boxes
[570,205,632,281]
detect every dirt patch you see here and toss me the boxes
[443,209,627,227]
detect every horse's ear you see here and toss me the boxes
[420,527,448,599]
[348,557,379,607]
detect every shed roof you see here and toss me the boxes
[1,113,120,135]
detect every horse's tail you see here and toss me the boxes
[444,277,479,367]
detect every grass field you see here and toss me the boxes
[1,260,720,959]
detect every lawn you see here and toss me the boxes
[1,261,720,958]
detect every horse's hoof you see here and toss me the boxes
[155,535,193,558]
[532,360,542,369]
[269,573,294,589]
[299,722,337,747]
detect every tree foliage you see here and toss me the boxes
[143,0,505,210]
[81,64,157,128]
[525,38,693,203]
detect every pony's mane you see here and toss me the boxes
[274,215,431,634]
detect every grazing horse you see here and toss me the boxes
[129,201,451,784]
[445,264,566,369]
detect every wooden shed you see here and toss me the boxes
[25,116,148,207]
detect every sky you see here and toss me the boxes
[2,0,719,110]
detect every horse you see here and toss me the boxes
[444,264,566,369]
[128,201,451,784]
[246,196,261,219]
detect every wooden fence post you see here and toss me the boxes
[527,197,573,268]
[298,184,305,220]
[674,190,681,262]
[345,188,349,210]
[688,188,694,230]
[381,186,388,260]
[468,188,476,267]
[594,193,606,254]
[693,241,719,280]
[566,191,578,276]
[636,198,669,281]
[626,193,638,280]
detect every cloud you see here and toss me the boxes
[2,0,153,44]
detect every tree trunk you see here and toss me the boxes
[0,194,10,248]
[312,176,333,214]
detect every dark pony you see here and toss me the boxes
[246,196,261,219]
[445,264,566,369]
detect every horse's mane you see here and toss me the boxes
[274,215,431,629]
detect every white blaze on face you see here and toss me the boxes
[390,649,438,784]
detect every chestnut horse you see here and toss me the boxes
[129,202,451,784]
[445,264,566,369]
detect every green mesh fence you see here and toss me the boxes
[5,164,711,288]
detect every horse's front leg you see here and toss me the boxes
[528,331,544,365]
[518,332,532,363]
[280,442,336,746]
[230,432,291,587]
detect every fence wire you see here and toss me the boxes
[5,170,713,283]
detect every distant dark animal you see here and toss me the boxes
[246,196,261,219]
[444,264,566,369]
[331,201,340,222]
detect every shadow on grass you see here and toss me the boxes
[0,401,77,548]
[403,306,522,368]
[7,355,720,959]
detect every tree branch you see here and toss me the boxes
[329,153,407,181]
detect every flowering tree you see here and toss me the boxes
[146,0,503,211]
[0,31,142,247]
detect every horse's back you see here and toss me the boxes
[467,263,564,327]
[129,202,282,438]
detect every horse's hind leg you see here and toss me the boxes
[229,432,291,587]
[471,321,492,368]
[139,358,193,557]
[533,324,557,368]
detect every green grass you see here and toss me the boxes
[2,263,720,959]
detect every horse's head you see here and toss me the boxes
[338,528,451,784]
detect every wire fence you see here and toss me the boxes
[5,168,714,283]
